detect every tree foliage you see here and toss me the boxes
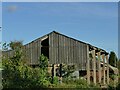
[2,41,50,88]
[109,51,118,67]
[62,64,76,78]
[117,59,120,74]
[2,41,101,88]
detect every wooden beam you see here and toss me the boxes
[106,55,109,85]
[92,50,96,85]
[87,45,90,84]
[102,54,106,85]
[52,64,56,84]
[59,64,62,83]
[41,36,48,41]
[97,52,101,84]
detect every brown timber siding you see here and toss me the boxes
[24,36,42,65]
[2,31,108,71]
[3,31,108,71]
[49,32,87,70]
[2,32,88,70]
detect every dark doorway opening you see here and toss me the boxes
[79,70,86,77]
[90,76,93,82]
[41,37,49,59]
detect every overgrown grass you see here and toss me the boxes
[51,77,100,88]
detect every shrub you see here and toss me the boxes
[2,41,50,88]
[62,77,89,88]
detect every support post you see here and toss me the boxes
[54,64,56,77]
[106,54,109,85]
[52,64,56,84]
[87,45,90,84]
[59,64,62,83]
[102,54,106,85]
[98,52,101,84]
[92,50,96,85]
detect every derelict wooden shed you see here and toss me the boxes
[24,31,89,69]
[3,31,110,85]
[3,31,108,69]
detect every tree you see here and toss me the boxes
[117,59,120,74]
[2,41,50,88]
[39,54,48,71]
[109,51,118,67]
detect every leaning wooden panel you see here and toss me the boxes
[83,44,87,70]
[36,40,39,62]
[70,38,74,64]
[33,41,37,61]
[75,41,77,64]
[81,43,85,70]
[62,35,65,63]
[73,40,77,64]
[31,42,35,64]
[39,39,41,60]
[49,33,53,64]
[53,33,56,64]
[83,44,86,70]
[28,44,31,64]
[69,39,72,64]
[37,40,40,60]
[76,41,79,64]
[58,34,61,64]
[82,44,85,70]
[77,42,81,69]
[65,36,68,64]
[72,40,75,64]
[53,32,56,64]
[85,44,88,70]
[67,37,71,64]
[52,33,55,64]
[80,42,84,69]
[34,41,38,64]
[48,34,51,64]
[80,43,83,70]
[63,35,66,64]
[27,43,31,64]
[58,35,62,64]
[61,35,64,64]
[32,42,35,64]
[86,45,90,84]
[65,37,69,64]
[55,33,59,64]
[73,41,77,69]
[24,45,29,64]
[78,42,81,68]
[60,35,64,63]
[30,43,33,64]
[75,41,79,64]
[52,33,54,64]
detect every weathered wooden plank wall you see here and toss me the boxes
[3,42,40,65]
[49,32,87,70]
[2,31,109,71]
[2,32,88,70]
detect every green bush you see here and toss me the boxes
[62,77,89,88]
[2,57,50,88]
[2,41,50,88]
[2,41,102,89]
[53,77,59,85]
